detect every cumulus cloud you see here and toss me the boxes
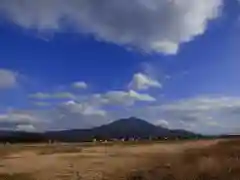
[3,94,240,134]
[22,88,157,130]
[29,92,50,99]
[72,81,87,89]
[155,119,169,128]
[104,90,156,106]
[146,96,240,134]
[51,96,240,133]
[16,124,36,132]
[0,102,108,131]
[158,97,240,112]
[46,100,108,130]
[0,69,18,89]
[0,0,222,54]
[29,92,75,100]
[76,90,156,107]
[23,81,158,130]
[63,100,106,116]
[48,90,156,129]
[51,92,76,99]
[0,113,36,123]
[32,102,50,107]
[0,112,38,131]
[128,73,162,90]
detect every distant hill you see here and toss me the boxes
[0,117,200,143]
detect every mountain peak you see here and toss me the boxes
[110,117,153,126]
[105,117,157,134]
[128,116,142,121]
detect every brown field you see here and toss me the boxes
[0,139,239,180]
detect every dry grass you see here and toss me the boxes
[0,144,83,157]
[37,144,83,155]
[0,173,33,180]
[0,145,25,157]
[0,139,239,180]
[123,139,240,180]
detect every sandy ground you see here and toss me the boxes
[0,140,220,180]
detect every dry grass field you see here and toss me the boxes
[0,139,239,180]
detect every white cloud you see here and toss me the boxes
[128,90,156,102]
[128,73,162,90]
[16,124,36,132]
[3,94,240,134]
[155,119,169,128]
[89,94,109,105]
[29,92,50,99]
[0,111,39,131]
[179,120,197,129]
[46,101,108,130]
[35,90,156,130]
[0,0,223,54]
[0,69,18,88]
[146,96,240,134]
[158,96,240,112]
[29,92,75,100]
[0,113,36,123]
[32,102,50,107]
[206,121,220,127]
[72,81,87,89]
[0,103,107,131]
[62,100,106,117]
[52,92,75,99]
[104,90,156,106]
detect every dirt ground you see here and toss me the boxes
[0,140,220,180]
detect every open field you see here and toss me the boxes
[0,139,239,180]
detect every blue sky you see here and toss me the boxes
[0,0,240,134]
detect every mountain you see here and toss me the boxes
[46,117,199,142]
[0,117,199,143]
[92,117,171,138]
[0,131,47,143]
